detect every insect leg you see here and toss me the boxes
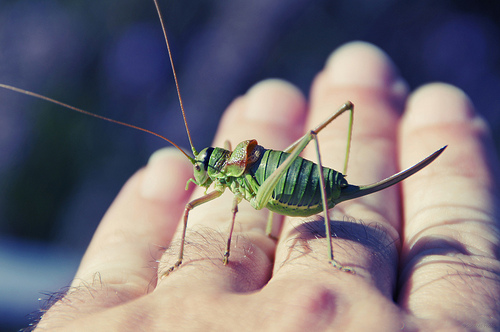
[312,133,354,273]
[265,211,275,236]
[163,190,223,277]
[223,195,243,265]
[283,101,354,174]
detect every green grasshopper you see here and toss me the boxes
[0,0,446,275]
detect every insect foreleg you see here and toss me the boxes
[163,190,223,277]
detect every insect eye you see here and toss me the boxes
[195,164,201,172]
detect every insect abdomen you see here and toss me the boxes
[250,149,345,217]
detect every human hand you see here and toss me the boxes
[35,42,499,331]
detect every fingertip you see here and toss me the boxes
[324,41,408,97]
[215,78,307,149]
[400,83,493,166]
[141,147,193,203]
[398,83,499,207]
[404,83,479,129]
[244,78,306,127]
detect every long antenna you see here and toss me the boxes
[153,0,197,156]
[0,83,195,163]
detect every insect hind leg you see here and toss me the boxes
[284,101,354,174]
[263,102,355,266]
[311,132,355,273]
[260,128,355,273]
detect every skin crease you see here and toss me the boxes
[34,42,499,331]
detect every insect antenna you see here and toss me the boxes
[0,84,195,163]
[153,0,198,157]
[0,1,203,164]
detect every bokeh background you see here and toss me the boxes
[0,0,499,330]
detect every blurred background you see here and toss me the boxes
[0,0,499,330]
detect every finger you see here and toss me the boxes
[72,148,193,296]
[275,42,408,295]
[158,79,307,291]
[398,84,500,326]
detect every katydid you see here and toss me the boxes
[0,0,446,275]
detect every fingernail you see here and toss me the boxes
[325,41,408,96]
[244,79,306,127]
[405,83,476,128]
[141,147,192,202]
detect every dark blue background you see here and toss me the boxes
[0,0,498,330]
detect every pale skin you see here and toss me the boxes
[34,42,499,331]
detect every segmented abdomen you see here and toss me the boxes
[249,149,345,217]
